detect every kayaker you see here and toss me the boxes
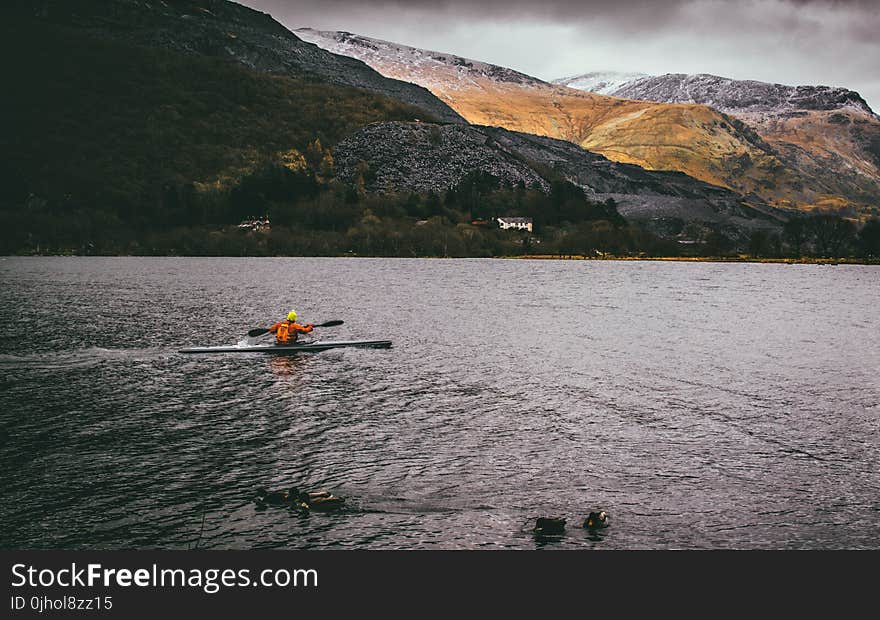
[268,310,314,345]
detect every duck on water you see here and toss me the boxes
[531,511,610,535]
[255,487,345,512]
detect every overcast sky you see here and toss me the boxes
[238,0,880,111]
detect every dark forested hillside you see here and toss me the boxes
[0,17,428,251]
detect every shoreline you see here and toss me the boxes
[3,254,878,265]
[504,255,880,265]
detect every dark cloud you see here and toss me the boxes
[246,0,695,30]
[244,0,880,42]
[245,0,880,48]
[245,0,878,21]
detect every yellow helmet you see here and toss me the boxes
[287,310,297,322]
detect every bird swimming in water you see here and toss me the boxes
[254,487,295,506]
[533,517,566,535]
[583,510,609,529]
[292,487,345,512]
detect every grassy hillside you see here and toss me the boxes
[392,78,799,206]
[740,109,880,217]
[448,80,878,217]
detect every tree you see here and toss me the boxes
[858,218,880,258]
[305,138,324,170]
[748,229,773,258]
[318,150,334,180]
[453,171,501,220]
[808,215,856,258]
[354,160,369,198]
[783,217,808,257]
[703,231,734,256]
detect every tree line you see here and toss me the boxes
[745,216,880,260]
[5,150,876,259]
[0,161,633,257]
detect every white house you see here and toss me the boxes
[238,216,271,232]
[496,217,533,232]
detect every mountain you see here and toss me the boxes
[552,71,649,95]
[561,73,880,218]
[3,2,779,237]
[296,29,879,218]
[1,9,432,203]
[292,31,793,205]
[0,7,455,257]
[21,0,464,124]
[608,73,875,117]
[6,0,869,258]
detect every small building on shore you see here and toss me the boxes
[238,216,271,232]
[496,217,533,232]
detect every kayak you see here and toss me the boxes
[179,340,392,354]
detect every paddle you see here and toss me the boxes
[247,320,344,338]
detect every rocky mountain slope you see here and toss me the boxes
[25,0,464,124]
[333,122,550,194]
[334,121,784,238]
[562,73,880,217]
[294,29,833,213]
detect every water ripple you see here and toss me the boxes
[1,257,878,549]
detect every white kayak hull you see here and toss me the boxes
[179,340,392,354]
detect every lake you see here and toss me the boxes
[0,257,877,549]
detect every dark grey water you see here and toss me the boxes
[1,257,878,549]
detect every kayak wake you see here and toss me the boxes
[0,347,171,370]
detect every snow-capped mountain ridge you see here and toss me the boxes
[565,72,875,117]
[552,71,649,95]
[295,28,546,92]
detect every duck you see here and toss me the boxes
[533,517,566,535]
[293,487,345,512]
[583,510,609,529]
[254,487,295,507]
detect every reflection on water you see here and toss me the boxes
[269,354,311,378]
[0,257,878,550]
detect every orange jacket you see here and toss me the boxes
[269,320,314,344]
